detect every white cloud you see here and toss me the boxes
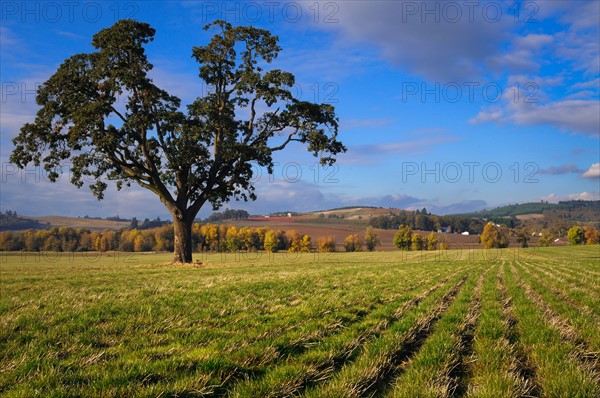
[535,1,600,76]
[538,164,583,175]
[148,67,205,103]
[469,107,504,124]
[360,194,487,215]
[487,34,553,73]
[582,163,600,179]
[471,71,600,135]
[545,0,600,29]
[514,34,554,49]
[540,191,600,203]
[0,26,20,49]
[555,29,600,77]
[0,70,59,161]
[340,129,461,165]
[572,78,600,90]
[54,30,87,41]
[471,98,600,136]
[0,172,172,219]
[302,1,599,83]
[304,0,514,82]
[340,118,392,131]
[511,100,600,136]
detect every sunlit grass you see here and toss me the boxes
[0,247,598,396]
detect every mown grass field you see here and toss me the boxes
[1,246,598,397]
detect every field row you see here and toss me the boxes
[0,247,598,396]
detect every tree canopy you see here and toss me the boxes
[10,20,346,262]
[480,222,508,249]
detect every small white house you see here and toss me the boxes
[461,231,470,236]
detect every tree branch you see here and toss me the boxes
[110,106,127,124]
[247,96,258,136]
[247,108,280,145]
[268,127,301,152]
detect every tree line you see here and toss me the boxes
[368,209,496,234]
[463,200,599,222]
[566,226,600,246]
[0,211,49,231]
[393,225,444,251]
[129,217,170,230]
[0,225,372,254]
[2,223,595,254]
[204,209,250,223]
[392,222,600,250]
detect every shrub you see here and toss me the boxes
[317,236,336,252]
[264,229,281,253]
[426,232,438,250]
[287,230,302,252]
[538,230,555,247]
[567,226,585,245]
[583,226,599,245]
[300,234,312,253]
[481,222,508,249]
[411,233,424,251]
[344,234,363,252]
[364,226,380,252]
[393,225,413,251]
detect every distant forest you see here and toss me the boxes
[2,200,598,235]
[368,201,600,233]
[129,217,170,230]
[461,200,599,220]
[0,224,316,253]
[204,209,249,223]
[367,209,496,234]
[0,211,48,231]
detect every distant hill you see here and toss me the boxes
[320,206,383,212]
[460,200,599,222]
[3,200,597,233]
[305,207,398,219]
[0,211,49,231]
[15,215,131,231]
[460,202,557,218]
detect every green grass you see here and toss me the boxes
[504,262,599,397]
[465,264,530,398]
[517,257,600,317]
[513,261,600,354]
[303,270,473,397]
[385,265,486,397]
[0,247,598,397]
[231,264,461,397]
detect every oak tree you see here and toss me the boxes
[480,222,508,249]
[364,226,380,252]
[393,224,413,251]
[567,226,585,245]
[10,20,345,263]
[425,231,438,250]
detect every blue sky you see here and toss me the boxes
[1,0,599,219]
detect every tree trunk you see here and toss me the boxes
[173,217,193,263]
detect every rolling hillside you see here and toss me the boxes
[2,200,598,234]
[460,200,599,221]
[20,216,131,231]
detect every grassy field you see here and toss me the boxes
[0,247,598,397]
